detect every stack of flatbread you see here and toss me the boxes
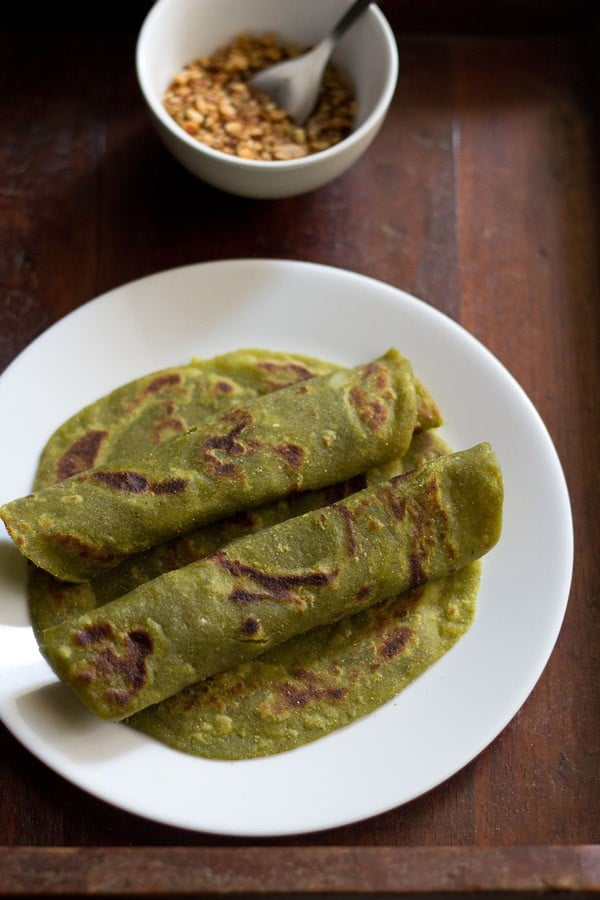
[0,349,502,759]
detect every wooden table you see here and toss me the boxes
[0,2,598,896]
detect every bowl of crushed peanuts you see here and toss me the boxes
[136,0,399,198]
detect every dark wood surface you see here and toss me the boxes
[1,846,599,897]
[0,1,598,895]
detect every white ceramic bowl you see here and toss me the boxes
[136,0,398,199]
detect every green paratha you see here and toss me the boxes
[3,350,421,582]
[23,348,501,758]
[129,563,481,759]
[32,348,441,490]
[40,444,502,721]
[27,350,441,638]
[33,349,342,489]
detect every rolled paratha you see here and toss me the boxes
[40,443,503,721]
[3,349,420,582]
[128,563,481,759]
[33,349,343,489]
[28,431,444,641]
[33,348,441,490]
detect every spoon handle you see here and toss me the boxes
[331,0,373,43]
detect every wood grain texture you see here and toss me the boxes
[0,846,599,896]
[0,1,598,886]
[454,36,600,848]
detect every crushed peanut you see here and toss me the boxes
[163,32,356,161]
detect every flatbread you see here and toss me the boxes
[40,443,502,721]
[128,563,481,759]
[25,348,499,757]
[32,348,441,490]
[3,350,420,582]
[33,349,343,490]
[27,351,441,637]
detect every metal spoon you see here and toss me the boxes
[249,0,372,124]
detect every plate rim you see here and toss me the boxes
[0,257,574,837]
